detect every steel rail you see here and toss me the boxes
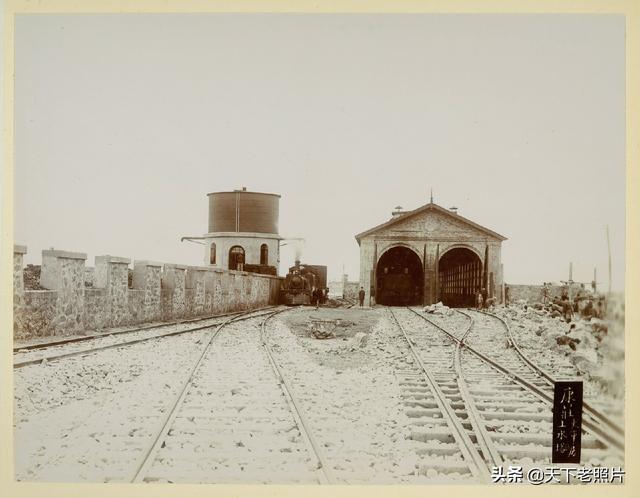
[260,310,335,484]
[388,308,491,483]
[470,308,625,441]
[449,315,504,468]
[14,307,278,369]
[13,307,269,353]
[130,307,277,483]
[409,307,624,455]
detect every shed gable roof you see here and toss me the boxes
[354,202,507,243]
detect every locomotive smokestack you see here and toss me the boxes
[293,239,304,263]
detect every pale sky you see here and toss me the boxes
[14,14,625,289]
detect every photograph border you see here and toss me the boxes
[2,1,638,497]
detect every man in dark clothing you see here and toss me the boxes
[476,289,484,310]
[358,287,365,307]
[310,288,317,307]
[595,299,605,319]
[504,285,510,307]
[561,296,574,322]
[583,299,595,318]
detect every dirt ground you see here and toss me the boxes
[280,307,378,339]
[278,307,381,370]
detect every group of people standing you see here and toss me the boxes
[475,288,497,310]
[539,282,606,322]
[311,287,329,308]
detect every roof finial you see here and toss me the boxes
[430,188,434,204]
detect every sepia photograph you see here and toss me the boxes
[4,3,635,493]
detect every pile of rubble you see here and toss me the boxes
[323,298,349,308]
[498,298,624,399]
[423,302,453,316]
[308,319,337,339]
[23,264,46,290]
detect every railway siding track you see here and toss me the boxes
[132,308,328,484]
[13,307,277,369]
[388,308,491,482]
[479,308,625,430]
[14,327,221,481]
[407,307,624,470]
[264,308,436,484]
[460,309,624,453]
[13,308,269,353]
[260,312,334,483]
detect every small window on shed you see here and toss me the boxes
[260,244,268,265]
[209,243,216,265]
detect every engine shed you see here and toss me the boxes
[355,201,507,307]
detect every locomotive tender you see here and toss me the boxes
[280,260,327,306]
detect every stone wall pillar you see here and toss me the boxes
[95,255,130,327]
[423,242,438,306]
[41,249,87,334]
[491,244,503,302]
[163,264,187,319]
[359,239,374,307]
[186,266,207,316]
[133,260,162,321]
[13,245,27,334]
[203,269,217,313]
[212,269,225,313]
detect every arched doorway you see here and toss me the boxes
[229,245,245,271]
[376,246,423,306]
[438,247,482,307]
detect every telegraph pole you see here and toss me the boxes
[606,225,612,296]
[568,262,573,300]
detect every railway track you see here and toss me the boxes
[459,309,624,453]
[15,302,624,483]
[13,307,276,369]
[131,308,330,484]
[480,308,625,429]
[13,308,267,353]
[402,306,624,473]
[388,307,490,482]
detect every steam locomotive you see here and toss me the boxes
[376,272,421,306]
[280,260,327,305]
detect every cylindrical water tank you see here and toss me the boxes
[207,189,280,234]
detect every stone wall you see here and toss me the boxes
[83,288,108,331]
[507,282,589,304]
[13,245,282,340]
[328,279,361,301]
[13,245,27,334]
[507,284,544,304]
[344,282,360,301]
[20,291,58,339]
